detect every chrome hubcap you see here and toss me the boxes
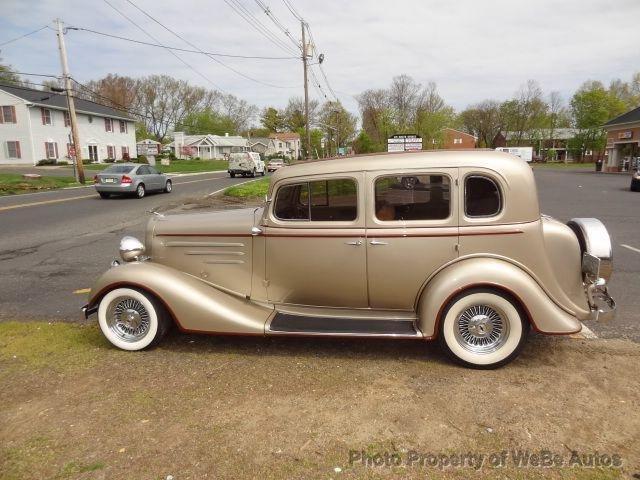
[454,304,509,354]
[106,297,150,342]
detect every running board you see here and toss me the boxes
[268,313,422,338]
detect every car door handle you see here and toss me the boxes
[369,240,389,246]
[345,240,363,246]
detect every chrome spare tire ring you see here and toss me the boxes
[454,304,510,354]
[106,296,151,342]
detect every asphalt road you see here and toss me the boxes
[0,171,256,321]
[0,167,637,340]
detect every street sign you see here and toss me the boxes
[136,144,160,156]
[68,145,76,157]
[387,134,422,152]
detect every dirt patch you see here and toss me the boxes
[157,192,263,214]
[1,322,638,479]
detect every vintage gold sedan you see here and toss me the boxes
[84,151,615,368]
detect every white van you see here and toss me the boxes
[228,152,265,178]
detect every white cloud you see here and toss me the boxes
[1,0,638,119]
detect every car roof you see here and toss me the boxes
[268,149,540,223]
[271,150,529,181]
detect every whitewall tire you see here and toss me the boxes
[97,287,170,351]
[438,288,528,368]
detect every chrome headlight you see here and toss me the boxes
[119,236,145,262]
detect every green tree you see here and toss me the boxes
[570,80,626,161]
[260,107,285,133]
[353,131,375,154]
[0,58,22,85]
[319,101,357,156]
[182,108,237,136]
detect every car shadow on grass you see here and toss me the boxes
[119,327,557,368]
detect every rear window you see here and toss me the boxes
[103,165,135,174]
[465,176,502,217]
[274,178,357,221]
[375,174,450,221]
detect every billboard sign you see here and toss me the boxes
[136,144,160,156]
[387,134,422,152]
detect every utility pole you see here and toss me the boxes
[55,19,85,183]
[301,20,311,160]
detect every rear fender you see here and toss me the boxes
[417,257,582,338]
[87,262,272,334]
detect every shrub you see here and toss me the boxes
[57,160,69,165]
[82,159,92,165]
[36,159,56,166]
[103,158,115,163]
[123,152,130,161]
[133,155,148,164]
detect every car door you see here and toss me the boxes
[147,165,163,190]
[365,169,459,310]
[264,173,368,308]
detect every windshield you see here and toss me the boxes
[103,165,135,174]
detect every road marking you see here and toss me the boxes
[208,178,262,197]
[73,288,91,294]
[0,194,96,212]
[621,244,640,254]
[569,323,598,339]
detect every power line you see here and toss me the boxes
[278,0,341,104]
[123,0,301,89]
[68,26,298,60]
[0,25,48,48]
[102,0,227,93]
[254,0,300,50]
[282,0,303,21]
[223,0,298,56]
[10,71,59,79]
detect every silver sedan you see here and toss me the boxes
[93,163,172,199]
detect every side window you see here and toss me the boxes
[274,183,309,220]
[375,174,450,221]
[137,165,150,175]
[465,175,501,217]
[274,178,357,222]
[309,179,357,221]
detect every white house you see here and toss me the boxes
[269,132,301,160]
[169,132,249,159]
[0,83,136,165]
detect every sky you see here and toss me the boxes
[1,0,639,123]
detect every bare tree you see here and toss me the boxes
[388,74,421,130]
[460,100,502,148]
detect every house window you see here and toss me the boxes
[453,138,462,144]
[121,146,129,159]
[45,142,58,159]
[6,141,21,158]
[0,106,17,123]
[63,111,71,127]
[375,174,450,221]
[105,118,113,132]
[41,108,52,125]
[279,142,283,148]
[119,120,127,133]
[107,145,115,159]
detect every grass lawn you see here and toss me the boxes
[0,321,636,479]
[224,177,270,198]
[531,162,596,170]
[0,174,79,196]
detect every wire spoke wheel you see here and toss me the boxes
[106,296,151,342]
[454,304,509,354]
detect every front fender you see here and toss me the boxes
[88,262,272,335]
[416,258,582,338]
